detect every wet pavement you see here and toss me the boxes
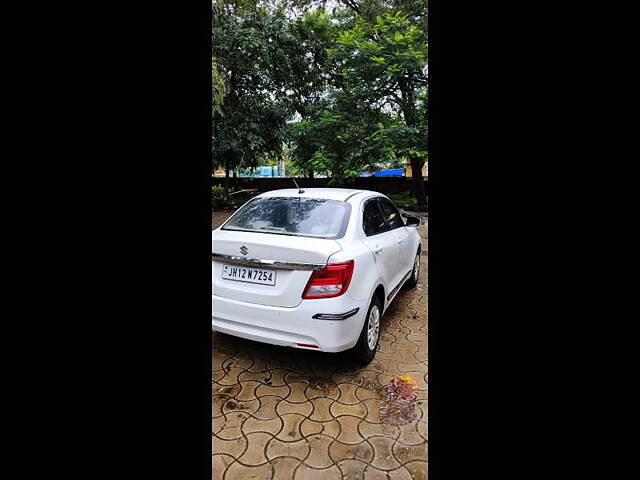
[213,211,428,479]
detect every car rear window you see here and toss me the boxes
[222,197,351,239]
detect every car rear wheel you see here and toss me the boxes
[404,250,421,289]
[351,295,382,363]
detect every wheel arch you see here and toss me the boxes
[373,283,386,311]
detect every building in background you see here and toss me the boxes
[256,165,279,177]
[213,166,280,177]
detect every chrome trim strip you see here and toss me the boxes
[211,253,325,271]
[312,308,360,321]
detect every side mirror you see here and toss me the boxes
[405,215,421,227]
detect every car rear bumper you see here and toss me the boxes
[212,294,366,352]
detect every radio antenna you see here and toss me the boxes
[292,178,304,194]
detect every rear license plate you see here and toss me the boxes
[221,264,276,286]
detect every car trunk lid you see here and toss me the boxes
[212,229,343,307]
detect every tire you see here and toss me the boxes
[351,295,383,363]
[404,250,421,290]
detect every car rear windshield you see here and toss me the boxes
[222,197,351,239]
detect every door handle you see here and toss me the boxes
[374,246,383,254]
[398,238,404,244]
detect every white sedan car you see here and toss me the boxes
[212,188,422,362]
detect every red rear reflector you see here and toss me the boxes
[296,343,319,349]
[302,260,355,299]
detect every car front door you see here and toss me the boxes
[361,198,404,293]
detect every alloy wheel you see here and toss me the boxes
[367,305,381,350]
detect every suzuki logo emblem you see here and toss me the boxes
[240,245,248,256]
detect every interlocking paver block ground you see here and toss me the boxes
[213,210,428,479]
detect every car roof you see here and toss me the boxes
[257,188,383,202]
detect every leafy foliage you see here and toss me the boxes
[212,185,232,209]
[329,9,428,204]
[212,0,427,204]
[212,3,292,174]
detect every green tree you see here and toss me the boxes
[290,96,400,182]
[331,10,427,206]
[212,57,227,111]
[212,1,428,206]
[212,2,292,192]
[280,9,337,177]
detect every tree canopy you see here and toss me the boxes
[212,0,427,205]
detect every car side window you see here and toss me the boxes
[363,200,387,236]
[378,198,405,230]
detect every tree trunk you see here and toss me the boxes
[308,170,314,179]
[410,157,427,210]
[233,169,238,191]
[224,157,230,195]
[398,78,426,210]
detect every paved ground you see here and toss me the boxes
[213,211,428,479]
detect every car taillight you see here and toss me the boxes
[302,260,355,299]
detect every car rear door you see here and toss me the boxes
[377,197,413,275]
[360,198,404,291]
